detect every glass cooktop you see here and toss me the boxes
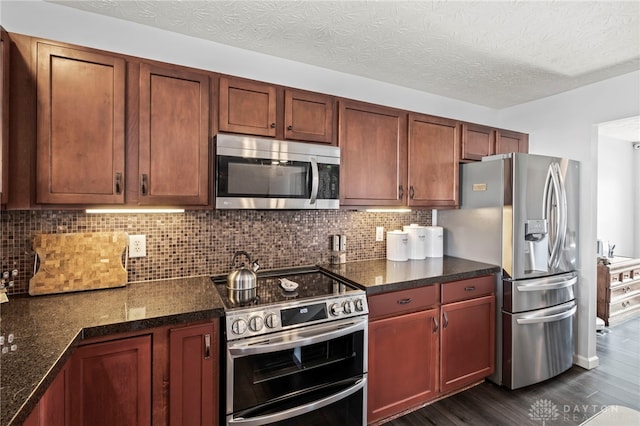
[212,267,363,310]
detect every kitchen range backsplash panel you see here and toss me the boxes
[1,210,431,295]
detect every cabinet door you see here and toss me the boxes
[139,63,210,205]
[496,129,529,154]
[0,28,8,205]
[368,308,438,423]
[460,123,495,161]
[408,113,459,207]
[69,335,152,426]
[36,43,125,204]
[339,100,407,206]
[440,295,495,393]
[284,89,334,144]
[24,363,69,426]
[219,77,276,137]
[169,321,219,426]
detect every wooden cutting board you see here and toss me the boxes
[29,232,129,296]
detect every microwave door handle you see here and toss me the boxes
[309,156,319,205]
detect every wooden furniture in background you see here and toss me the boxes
[597,257,640,326]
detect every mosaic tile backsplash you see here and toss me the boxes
[1,209,431,295]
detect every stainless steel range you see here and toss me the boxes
[213,267,369,426]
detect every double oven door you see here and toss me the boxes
[225,316,367,425]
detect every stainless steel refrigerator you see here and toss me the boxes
[439,153,579,389]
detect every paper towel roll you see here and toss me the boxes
[425,226,443,258]
[403,224,427,259]
[387,230,409,261]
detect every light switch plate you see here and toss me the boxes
[129,235,147,258]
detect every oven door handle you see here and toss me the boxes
[228,317,366,357]
[229,377,366,426]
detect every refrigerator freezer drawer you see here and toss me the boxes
[503,272,577,313]
[503,300,576,389]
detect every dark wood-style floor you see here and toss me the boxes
[388,316,640,426]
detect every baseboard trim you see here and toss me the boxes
[574,354,599,370]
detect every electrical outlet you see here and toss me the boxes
[375,226,384,242]
[129,235,147,258]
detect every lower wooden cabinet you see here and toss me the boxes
[69,335,152,426]
[169,322,219,426]
[23,363,70,426]
[368,308,438,424]
[24,319,220,426]
[440,295,495,393]
[366,276,495,424]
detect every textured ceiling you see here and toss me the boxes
[50,1,640,109]
[599,116,640,142]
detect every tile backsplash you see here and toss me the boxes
[1,209,431,295]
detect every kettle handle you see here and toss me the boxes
[231,251,252,266]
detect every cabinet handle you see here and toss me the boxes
[623,286,631,293]
[432,316,439,333]
[464,286,476,292]
[141,174,148,196]
[409,185,415,199]
[270,123,276,128]
[115,172,122,194]
[398,185,404,200]
[287,125,293,130]
[204,333,211,359]
[397,298,412,305]
[443,312,449,329]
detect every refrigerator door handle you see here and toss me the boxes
[543,162,568,269]
[516,304,576,325]
[516,275,577,292]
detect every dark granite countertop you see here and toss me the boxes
[0,276,224,426]
[321,256,500,295]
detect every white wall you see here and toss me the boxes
[499,71,640,370]
[597,136,638,258]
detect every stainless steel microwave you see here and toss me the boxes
[215,134,340,209]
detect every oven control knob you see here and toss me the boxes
[354,298,364,312]
[248,316,264,332]
[231,318,247,335]
[343,300,354,314]
[264,313,278,329]
[330,303,344,316]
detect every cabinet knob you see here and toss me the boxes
[141,174,148,196]
[287,125,293,130]
[270,123,276,128]
[398,185,404,200]
[204,334,211,359]
[409,185,415,199]
[115,172,123,194]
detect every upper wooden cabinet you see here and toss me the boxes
[284,89,334,144]
[460,122,495,162]
[1,28,9,205]
[219,77,335,144]
[408,113,459,208]
[219,77,277,137]
[35,43,126,205]
[339,100,407,207]
[138,63,210,206]
[495,128,529,155]
[461,123,529,161]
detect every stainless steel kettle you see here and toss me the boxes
[227,251,259,290]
